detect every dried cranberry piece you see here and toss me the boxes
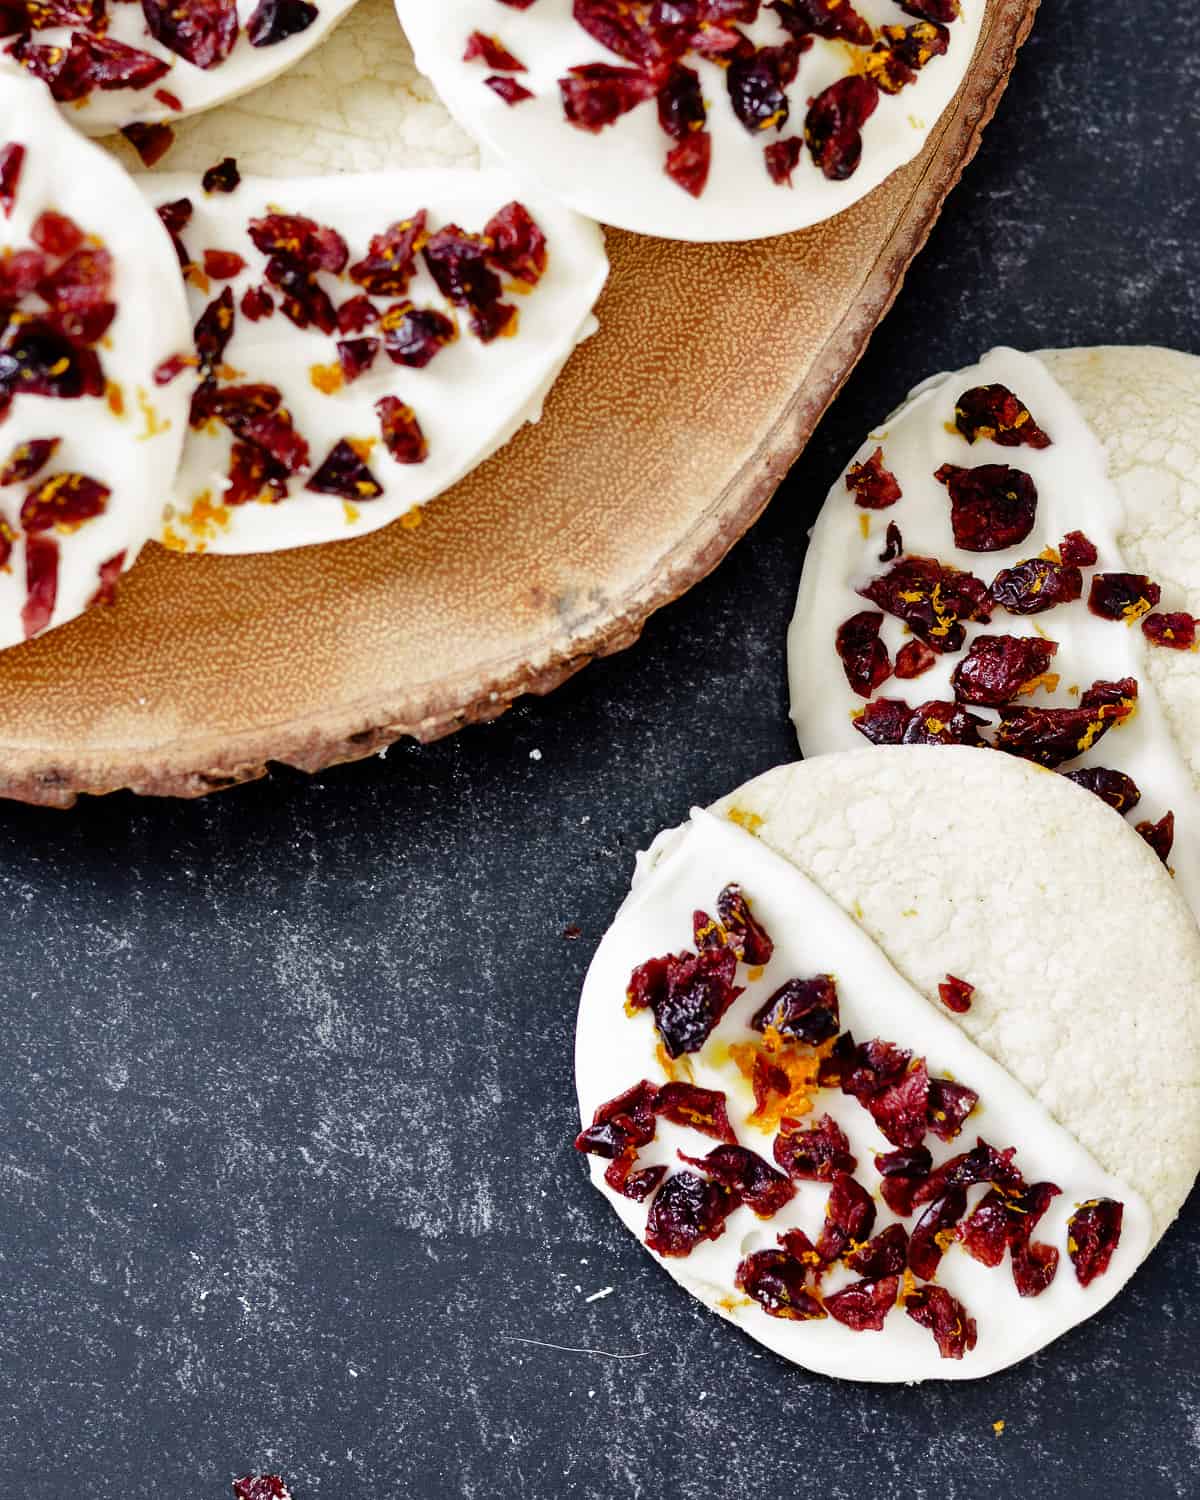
[1088,572,1162,623]
[157,197,193,268]
[865,21,948,92]
[21,531,58,639]
[463,29,526,70]
[376,396,428,465]
[879,521,903,562]
[905,1284,977,1359]
[679,1143,794,1217]
[12,32,170,101]
[993,695,1131,769]
[88,550,125,609]
[853,697,911,745]
[866,1059,930,1149]
[619,1164,668,1201]
[348,213,425,297]
[201,157,241,194]
[1011,1238,1060,1298]
[423,224,515,342]
[1062,766,1141,814]
[233,1479,293,1500]
[763,136,803,185]
[203,249,247,280]
[21,471,109,533]
[858,554,991,653]
[665,132,712,197]
[141,0,238,69]
[224,441,288,506]
[250,212,348,274]
[485,201,547,286]
[735,1248,826,1320]
[711,884,772,964]
[0,250,48,308]
[31,211,83,257]
[1142,611,1197,650]
[0,437,59,485]
[988,556,1081,618]
[240,286,275,321]
[336,295,378,334]
[38,252,117,346]
[900,700,987,747]
[336,337,379,384]
[652,1081,736,1144]
[572,0,658,66]
[835,610,892,698]
[0,322,104,400]
[956,1188,1009,1267]
[771,0,871,43]
[752,976,838,1047]
[935,462,1038,552]
[1081,676,1138,711]
[824,1275,898,1332]
[1136,811,1174,864]
[845,1223,908,1279]
[645,1170,735,1257]
[805,75,879,181]
[687,22,754,62]
[245,0,317,44]
[486,75,535,105]
[937,975,973,1014]
[122,122,175,168]
[913,1138,1023,1207]
[0,141,23,218]
[961,1181,1061,1296]
[381,303,456,369]
[874,1144,931,1216]
[926,1078,978,1142]
[560,64,656,132]
[892,639,935,680]
[900,0,959,18]
[822,1034,911,1101]
[845,447,902,509]
[576,1080,658,1156]
[908,1186,966,1279]
[657,62,705,139]
[193,287,235,377]
[726,43,797,134]
[636,946,742,1058]
[815,1171,876,1262]
[1067,1198,1123,1286]
[1059,530,1097,567]
[951,633,1057,706]
[307,439,384,500]
[953,383,1051,449]
[773,1113,855,1182]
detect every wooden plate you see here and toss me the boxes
[0,0,1037,806]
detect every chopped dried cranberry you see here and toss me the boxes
[771,0,872,44]
[1088,572,1162,623]
[935,462,1038,553]
[821,1034,911,1101]
[193,287,235,377]
[486,75,535,105]
[900,0,960,18]
[953,383,1051,449]
[805,75,879,181]
[993,696,1131,769]
[961,1181,1060,1295]
[908,1186,967,1279]
[576,1080,658,1156]
[0,437,59,485]
[858,554,991,652]
[463,30,526,70]
[21,532,57,639]
[824,1275,899,1332]
[1062,766,1141,814]
[11,33,170,102]
[571,0,660,67]
[1136,810,1174,864]
[239,286,275,321]
[866,1059,929,1149]
[773,1114,855,1182]
[899,700,987,747]
[0,323,104,400]
[845,447,902,509]
[835,610,892,698]
[233,1479,293,1500]
[913,1138,1023,1207]
[657,62,704,139]
[905,1284,977,1359]
[735,1248,826,1320]
[154,87,184,110]
[38,247,117,345]
[1059,530,1098,567]
[21,471,109,533]
[423,224,515,341]
[926,1078,978,1142]
[201,157,241,194]
[142,0,238,69]
[249,212,345,333]
[121,122,175,167]
[713,884,772,964]
[31,211,83,257]
[221,440,284,507]
[88,550,126,610]
[245,0,317,44]
[485,201,547,286]
[865,20,949,92]
[1080,677,1138,711]
[846,1224,909,1280]
[645,1170,735,1257]
[336,295,379,334]
[307,439,384,501]
[665,132,712,197]
[879,521,903,563]
[988,556,1082,615]
[629,945,742,1058]
[1011,1237,1060,1298]
[726,43,798,135]
[157,197,193,267]
[892,639,935,680]
[874,1144,931,1217]
[381,303,457,368]
[951,633,1057,706]
[560,64,656,132]
[0,142,23,218]
[376,396,428,466]
[956,1188,1009,1267]
[652,1081,736,1144]
[203,249,247,280]
[852,697,911,745]
[815,1171,876,1262]
[619,1164,668,1201]
[753,976,838,1048]
[1067,1198,1123,1286]
[1142,611,1197,650]
[336,337,379,384]
[764,136,804,186]
[348,213,425,296]
[678,1143,794,1217]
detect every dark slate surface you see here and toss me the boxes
[2,3,1197,1496]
